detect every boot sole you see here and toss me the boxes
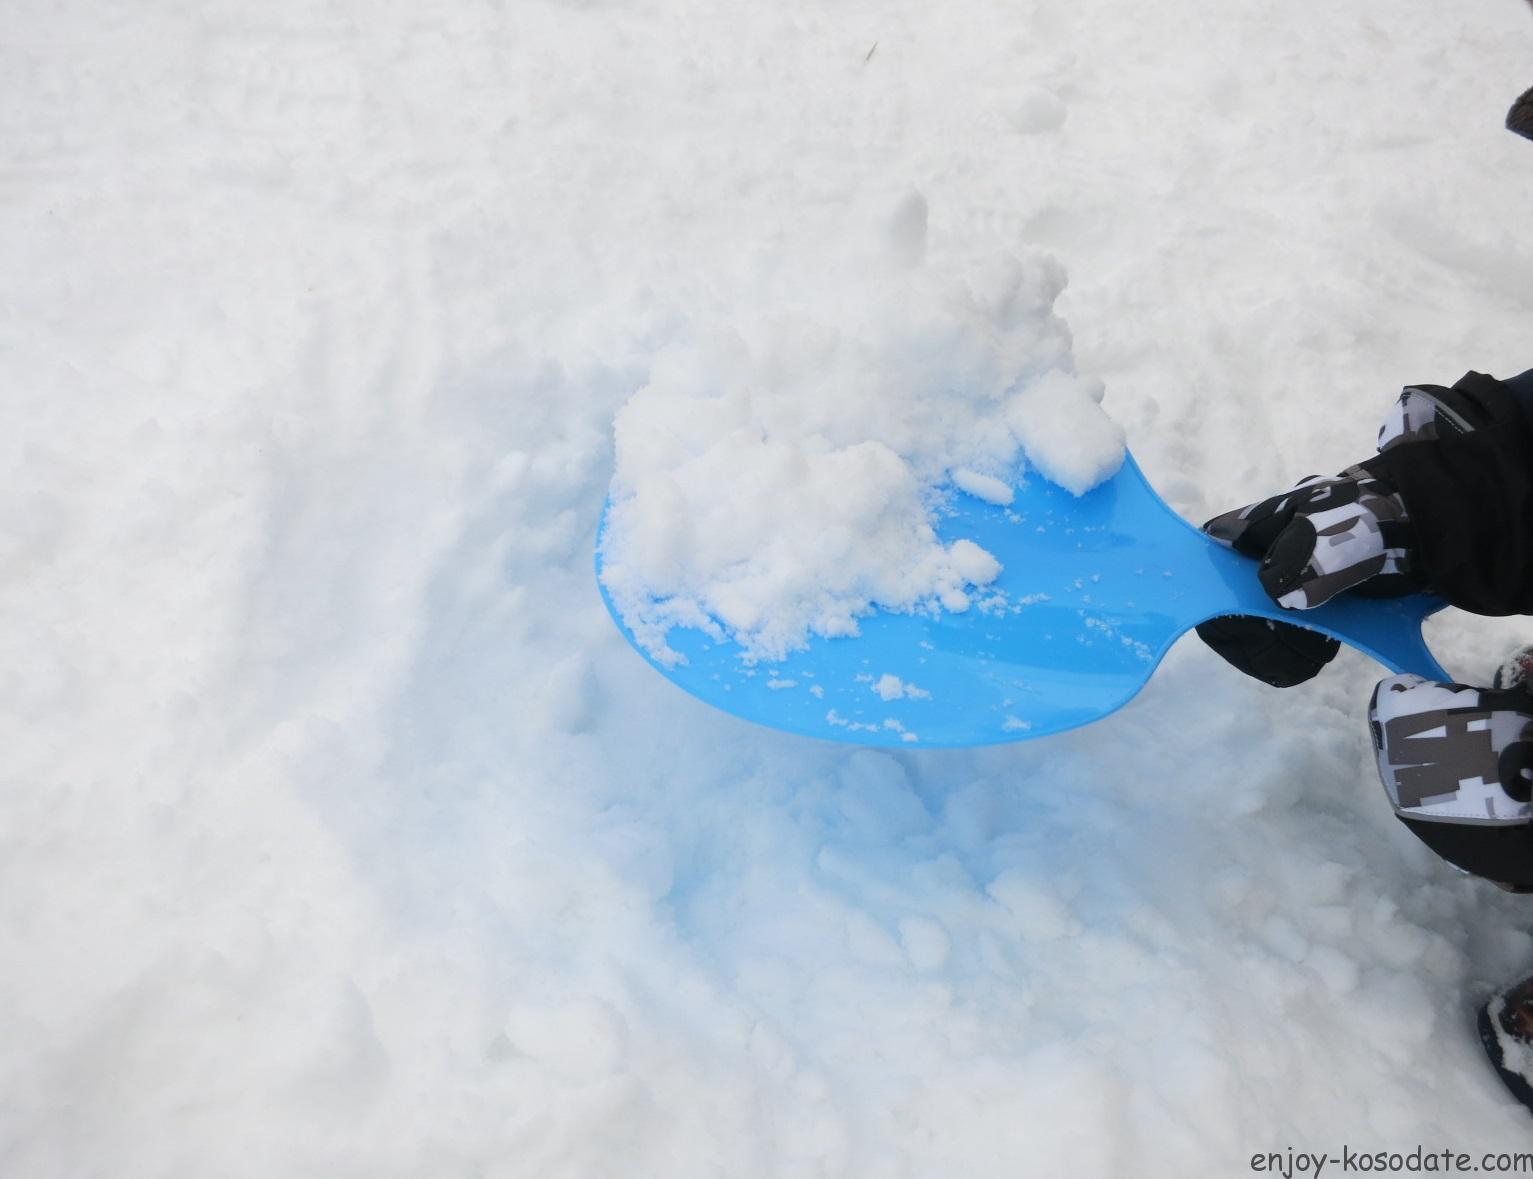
[1478,1001,1533,1115]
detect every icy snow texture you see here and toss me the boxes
[6,0,1533,1176]
[601,231,1120,663]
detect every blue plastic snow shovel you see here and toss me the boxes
[595,452,1450,748]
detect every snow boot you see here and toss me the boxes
[1479,976,1533,1114]
[1493,644,1533,692]
[1510,86,1533,143]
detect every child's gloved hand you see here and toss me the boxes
[1368,673,1533,890]
[1193,616,1339,689]
[1198,373,1533,686]
[1194,456,1420,689]
[1373,674,1533,889]
[1369,674,1533,822]
[1203,463,1418,610]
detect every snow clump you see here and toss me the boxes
[600,199,1124,663]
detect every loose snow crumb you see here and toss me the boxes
[952,467,1015,506]
[880,718,923,743]
[873,674,931,701]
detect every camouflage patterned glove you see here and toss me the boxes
[1204,462,1419,610]
[1377,383,1493,451]
[1370,675,1533,825]
[1199,373,1524,686]
[1369,673,1533,890]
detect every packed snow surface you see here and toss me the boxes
[7,0,1533,1175]
[599,223,1122,662]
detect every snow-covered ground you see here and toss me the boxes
[6,0,1533,1174]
